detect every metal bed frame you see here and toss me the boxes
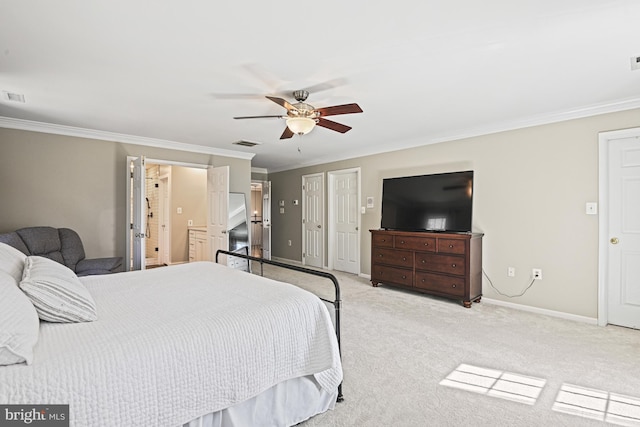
[215,249,343,402]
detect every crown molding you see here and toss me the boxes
[251,167,268,175]
[426,97,640,146]
[0,116,255,160]
[266,97,640,173]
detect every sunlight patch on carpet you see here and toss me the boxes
[553,383,640,426]
[439,364,546,405]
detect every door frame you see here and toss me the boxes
[597,126,640,326]
[327,167,361,273]
[250,180,272,259]
[158,173,171,265]
[125,156,208,271]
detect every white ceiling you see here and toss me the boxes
[1,1,639,172]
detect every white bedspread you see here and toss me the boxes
[0,262,343,426]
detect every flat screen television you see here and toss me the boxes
[381,170,474,233]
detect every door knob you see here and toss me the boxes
[317,225,321,228]
[610,237,619,245]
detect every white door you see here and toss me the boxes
[303,174,324,268]
[607,136,640,328]
[331,169,360,274]
[262,181,272,260]
[132,156,146,270]
[207,166,229,264]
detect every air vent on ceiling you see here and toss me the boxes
[233,140,261,147]
[2,91,25,103]
[631,56,640,71]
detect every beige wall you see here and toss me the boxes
[0,128,251,260]
[269,108,640,318]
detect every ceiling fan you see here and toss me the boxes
[233,90,363,139]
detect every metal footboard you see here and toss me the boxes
[215,249,343,402]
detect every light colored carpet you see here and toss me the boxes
[253,262,640,427]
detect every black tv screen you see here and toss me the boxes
[381,171,474,233]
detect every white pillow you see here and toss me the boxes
[0,242,27,284]
[20,256,98,323]
[0,271,40,365]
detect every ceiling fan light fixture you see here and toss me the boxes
[286,117,316,135]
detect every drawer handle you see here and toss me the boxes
[424,242,429,246]
[402,275,406,279]
[402,257,407,261]
[400,240,405,244]
[451,264,457,268]
[378,254,383,257]
[421,259,426,263]
[381,239,386,242]
[421,279,426,283]
[451,284,456,288]
[449,244,454,248]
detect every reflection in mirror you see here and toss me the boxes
[228,193,250,271]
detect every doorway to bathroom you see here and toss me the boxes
[128,157,209,270]
[143,161,208,268]
[250,180,271,260]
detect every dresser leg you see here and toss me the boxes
[371,281,380,287]
[463,301,472,308]
[473,296,482,303]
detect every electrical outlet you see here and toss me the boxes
[508,267,515,277]
[532,268,543,280]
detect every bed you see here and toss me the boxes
[0,243,343,426]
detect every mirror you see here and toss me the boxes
[228,192,250,271]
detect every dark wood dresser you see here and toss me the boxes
[370,229,484,307]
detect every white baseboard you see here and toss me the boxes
[483,298,598,325]
[268,262,597,324]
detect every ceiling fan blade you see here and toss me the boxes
[316,103,363,117]
[280,127,294,139]
[300,78,348,95]
[210,93,265,100]
[266,96,295,111]
[233,115,284,119]
[316,118,352,134]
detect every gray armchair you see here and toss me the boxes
[0,226,122,276]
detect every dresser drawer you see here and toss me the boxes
[415,253,465,276]
[372,248,413,268]
[415,272,465,297]
[438,238,466,255]
[394,236,436,252]
[372,233,394,248]
[372,265,413,287]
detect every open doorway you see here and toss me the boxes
[147,162,207,267]
[144,163,171,267]
[127,157,208,270]
[250,180,271,260]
